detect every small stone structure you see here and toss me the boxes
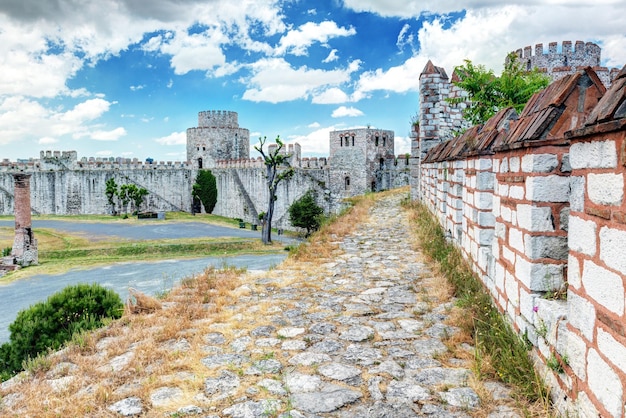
[11,173,37,266]
[412,57,626,416]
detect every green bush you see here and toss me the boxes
[0,283,123,377]
[288,190,324,236]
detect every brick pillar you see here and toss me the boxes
[12,173,38,266]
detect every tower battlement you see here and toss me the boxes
[197,110,238,128]
[508,40,618,86]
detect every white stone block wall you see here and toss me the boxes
[417,136,626,416]
[566,136,626,417]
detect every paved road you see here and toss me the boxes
[0,219,266,241]
[0,253,287,343]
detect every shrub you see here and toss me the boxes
[0,283,123,377]
[288,190,324,236]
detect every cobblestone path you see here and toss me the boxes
[184,193,522,417]
[1,193,523,417]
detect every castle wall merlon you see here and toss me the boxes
[197,110,238,128]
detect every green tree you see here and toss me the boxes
[118,184,132,214]
[288,190,324,236]
[0,284,123,378]
[255,135,294,244]
[127,184,149,213]
[105,178,118,215]
[192,170,218,214]
[448,53,550,125]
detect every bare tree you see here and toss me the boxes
[255,135,294,244]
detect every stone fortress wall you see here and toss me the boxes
[411,42,626,417]
[510,40,621,87]
[0,111,410,230]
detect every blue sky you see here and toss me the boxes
[1,0,625,163]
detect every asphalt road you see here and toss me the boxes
[0,219,266,241]
[0,253,287,343]
[0,218,295,343]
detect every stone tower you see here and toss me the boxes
[509,41,620,87]
[186,110,250,169]
[12,174,38,266]
[418,60,469,160]
[328,128,395,198]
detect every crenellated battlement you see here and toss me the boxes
[0,151,192,173]
[508,40,618,86]
[197,110,238,128]
[512,40,600,63]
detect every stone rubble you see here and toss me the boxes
[0,193,523,417]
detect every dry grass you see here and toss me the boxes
[0,190,546,417]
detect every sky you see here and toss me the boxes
[1,0,625,163]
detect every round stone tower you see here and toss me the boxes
[186,110,250,169]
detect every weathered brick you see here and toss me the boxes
[567,290,596,341]
[525,175,570,202]
[567,254,582,290]
[582,259,624,315]
[568,216,597,256]
[587,348,623,417]
[499,157,508,173]
[508,185,525,200]
[521,153,559,173]
[474,191,493,210]
[569,175,585,212]
[509,156,520,172]
[515,254,564,291]
[597,328,626,374]
[476,171,494,191]
[524,234,568,260]
[508,227,524,253]
[566,330,588,380]
[587,173,624,206]
[570,140,618,169]
[599,226,626,275]
[516,204,554,232]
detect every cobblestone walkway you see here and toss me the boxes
[1,193,523,417]
[182,193,521,417]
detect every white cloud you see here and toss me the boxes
[38,137,58,145]
[160,29,228,75]
[355,56,424,96]
[90,127,127,141]
[274,21,356,56]
[155,131,186,146]
[0,96,121,147]
[323,49,339,63]
[396,24,414,52]
[130,85,145,91]
[331,106,364,118]
[60,98,114,124]
[394,135,411,155]
[95,150,113,157]
[288,126,335,155]
[312,87,350,104]
[308,122,321,128]
[242,58,360,103]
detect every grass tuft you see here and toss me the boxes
[405,200,549,405]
